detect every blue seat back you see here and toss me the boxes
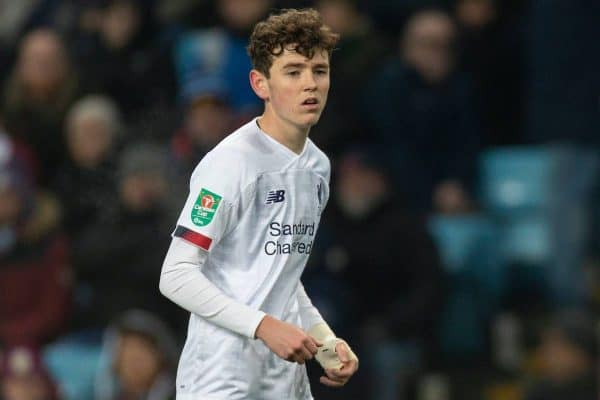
[429,215,505,358]
[43,336,102,400]
[479,147,555,216]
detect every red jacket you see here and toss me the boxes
[0,210,71,346]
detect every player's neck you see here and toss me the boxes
[257,112,309,155]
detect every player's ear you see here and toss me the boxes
[249,69,269,101]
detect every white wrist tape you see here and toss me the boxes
[308,323,358,370]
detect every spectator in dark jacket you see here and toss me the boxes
[72,142,186,335]
[72,0,176,124]
[306,148,445,400]
[364,8,481,214]
[53,95,121,237]
[309,0,391,156]
[454,0,526,146]
[0,133,71,347]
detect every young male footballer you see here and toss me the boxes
[159,8,359,400]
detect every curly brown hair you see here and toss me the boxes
[247,8,340,77]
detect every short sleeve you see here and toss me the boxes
[172,150,243,252]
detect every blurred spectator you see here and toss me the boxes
[454,0,526,146]
[2,28,80,185]
[169,79,234,182]
[52,95,120,237]
[364,8,481,214]
[95,310,177,400]
[173,0,271,120]
[309,0,390,156]
[0,345,61,400]
[0,0,70,88]
[525,310,597,400]
[71,142,186,334]
[217,0,272,35]
[72,0,176,124]
[306,148,445,400]
[0,133,71,347]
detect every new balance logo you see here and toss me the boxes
[265,190,285,204]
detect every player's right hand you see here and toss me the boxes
[254,315,322,364]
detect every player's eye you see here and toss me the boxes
[287,70,300,76]
[315,69,327,75]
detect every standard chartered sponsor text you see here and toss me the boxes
[264,221,315,255]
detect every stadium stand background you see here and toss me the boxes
[0,0,598,399]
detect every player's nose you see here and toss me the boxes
[302,71,318,91]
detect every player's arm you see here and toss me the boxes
[159,238,320,364]
[296,283,359,386]
[159,237,265,338]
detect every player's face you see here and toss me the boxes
[264,48,330,131]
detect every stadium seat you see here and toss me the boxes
[43,334,103,400]
[477,147,557,302]
[479,147,555,216]
[428,215,505,358]
[428,215,504,294]
[500,215,552,266]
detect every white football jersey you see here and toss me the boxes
[171,118,330,400]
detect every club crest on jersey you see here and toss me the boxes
[191,188,222,226]
[265,190,285,204]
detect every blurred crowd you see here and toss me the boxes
[0,0,598,399]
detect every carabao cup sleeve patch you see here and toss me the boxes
[173,150,242,251]
[191,188,223,227]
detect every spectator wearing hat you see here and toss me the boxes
[525,310,598,400]
[71,142,187,335]
[0,132,71,347]
[95,309,178,400]
[305,147,445,400]
[0,345,61,400]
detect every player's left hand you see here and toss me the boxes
[319,342,359,388]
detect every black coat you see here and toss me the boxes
[71,204,186,334]
[363,61,481,212]
[306,196,445,342]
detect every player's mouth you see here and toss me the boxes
[301,97,320,110]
